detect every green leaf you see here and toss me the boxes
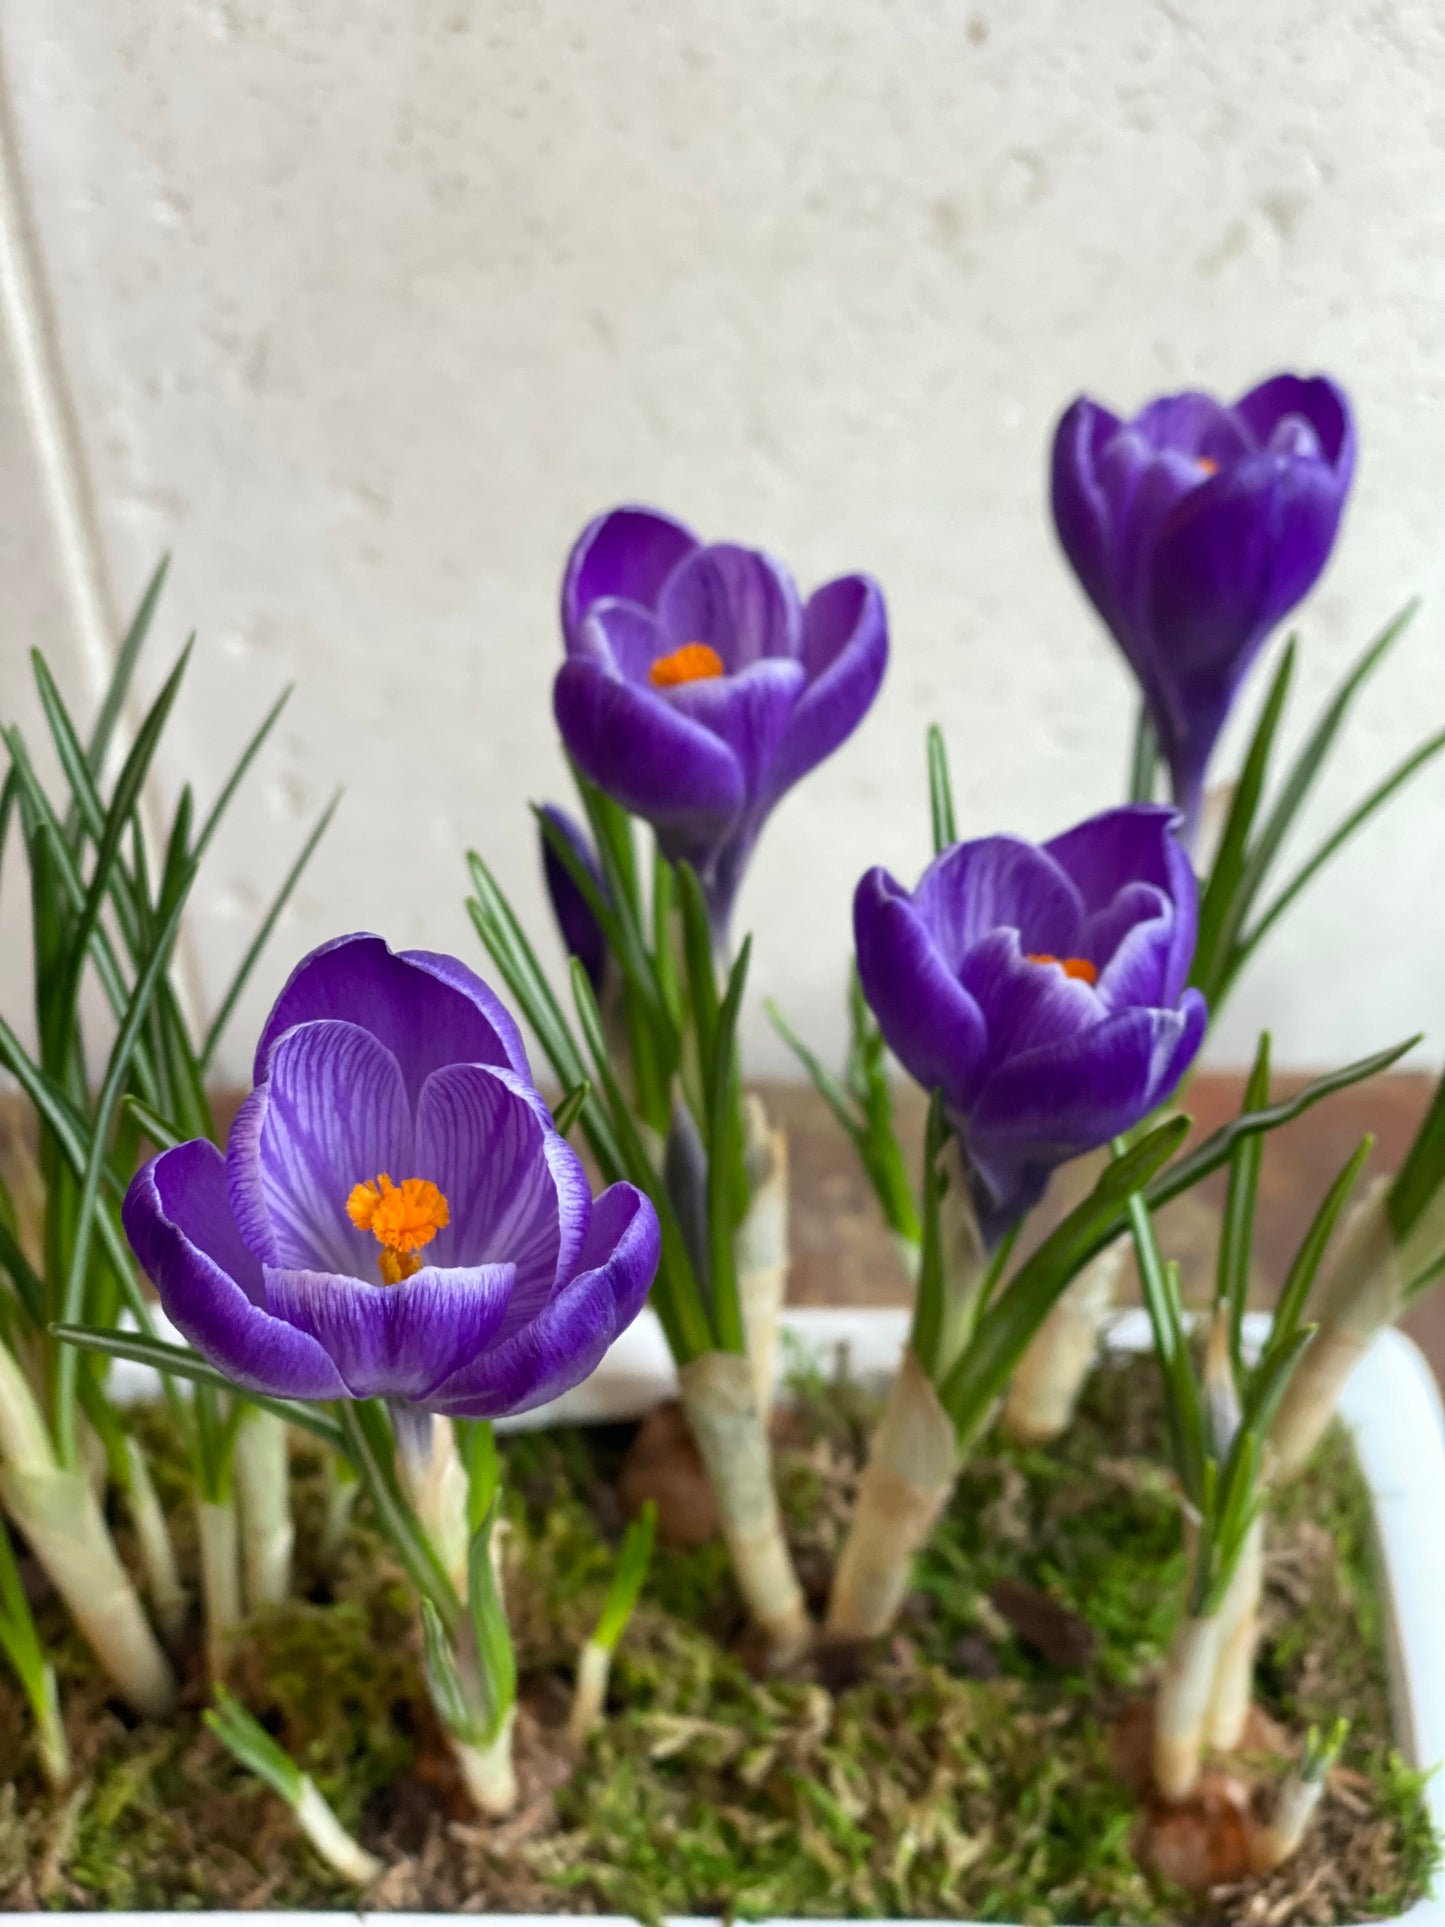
[1144,1038,1419,1220]
[550,1079,591,1139]
[466,855,625,1180]
[677,861,721,1077]
[467,1497,517,1742]
[1387,1070,1445,1247]
[192,685,293,864]
[462,1420,501,1535]
[908,1092,951,1381]
[937,1114,1190,1445]
[1215,1032,1272,1365]
[1128,705,1159,804]
[204,1686,304,1806]
[703,937,752,1356]
[1271,1135,1374,1349]
[1193,641,1296,998]
[1238,600,1419,925]
[569,957,713,1361]
[1233,727,1445,982]
[593,1500,656,1652]
[927,724,957,854]
[50,1324,345,1451]
[84,555,172,783]
[419,1596,481,1742]
[200,789,341,1069]
[1125,1182,1205,1504]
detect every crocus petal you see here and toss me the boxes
[122,1142,346,1400]
[553,656,745,852]
[1233,374,1354,473]
[426,1183,660,1419]
[1051,396,1127,643]
[572,598,664,680]
[561,505,699,650]
[1085,884,1175,1011]
[413,1062,590,1300]
[854,867,988,1113]
[655,542,803,671]
[914,837,1084,970]
[958,929,1104,1064]
[668,657,806,798]
[264,1262,516,1401]
[539,804,610,992]
[1131,391,1252,466]
[1046,804,1197,1003]
[228,1020,412,1276]
[766,574,889,804]
[254,934,531,1098]
[967,1002,1203,1220]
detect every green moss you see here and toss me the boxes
[0,1355,1437,1919]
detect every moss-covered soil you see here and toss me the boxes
[0,1350,1437,1921]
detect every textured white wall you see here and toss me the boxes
[0,0,1441,1085]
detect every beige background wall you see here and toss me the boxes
[0,1,1441,1084]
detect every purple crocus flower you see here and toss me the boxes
[122,935,659,1418]
[553,505,888,941]
[855,806,1207,1241]
[538,805,610,994]
[1051,374,1355,839]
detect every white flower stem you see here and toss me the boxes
[392,1408,470,1593]
[1271,1181,1425,1480]
[678,1351,811,1665]
[1249,1772,1327,1873]
[452,1708,518,1818]
[826,1345,961,1640]
[294,1778,382,1885]
[1002,1243,1127,1445]
[736,1096,789,1419]
[234,1409,295,1610]
[568,1636,612,1748]
[124,1437,187,1642]
[1205,1513,1264,1750]
[320,1451,360,1564]
[197,1496,242,1680]
[1153,1610,1224,1801]
[0,1347,175,1717]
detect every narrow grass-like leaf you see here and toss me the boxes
[593,1500,656,1652]
[1387,1070,1445,1247]
[467,1497,517,1742]
[550,1080,591,1139]
[1233,602,1418,927]
[1271,1136,1373,1348]
[1193,641,1295,996]
[192,685,293,863]
[703,937,752,1356]
[200,789,341,1068]
[84,555,171,781]
[1215,1033,1272,1366]
[1128,705,1159,804]
[204,1686,304,1805]
[927,724,957,855]
[1235,728,1445,976]
[938,1114,1190,1445]
[569,958,712,1361]
[51,1325,345,1451]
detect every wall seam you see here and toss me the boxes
[0,30,208,1022]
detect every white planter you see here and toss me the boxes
[47,1306,1445,1926]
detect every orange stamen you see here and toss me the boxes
[347,1174,450,1284]
[649,642,725,689]
[1197,457,1219,476]
[1025,952,1099,985]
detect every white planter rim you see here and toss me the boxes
[31,1306,1445,1927]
